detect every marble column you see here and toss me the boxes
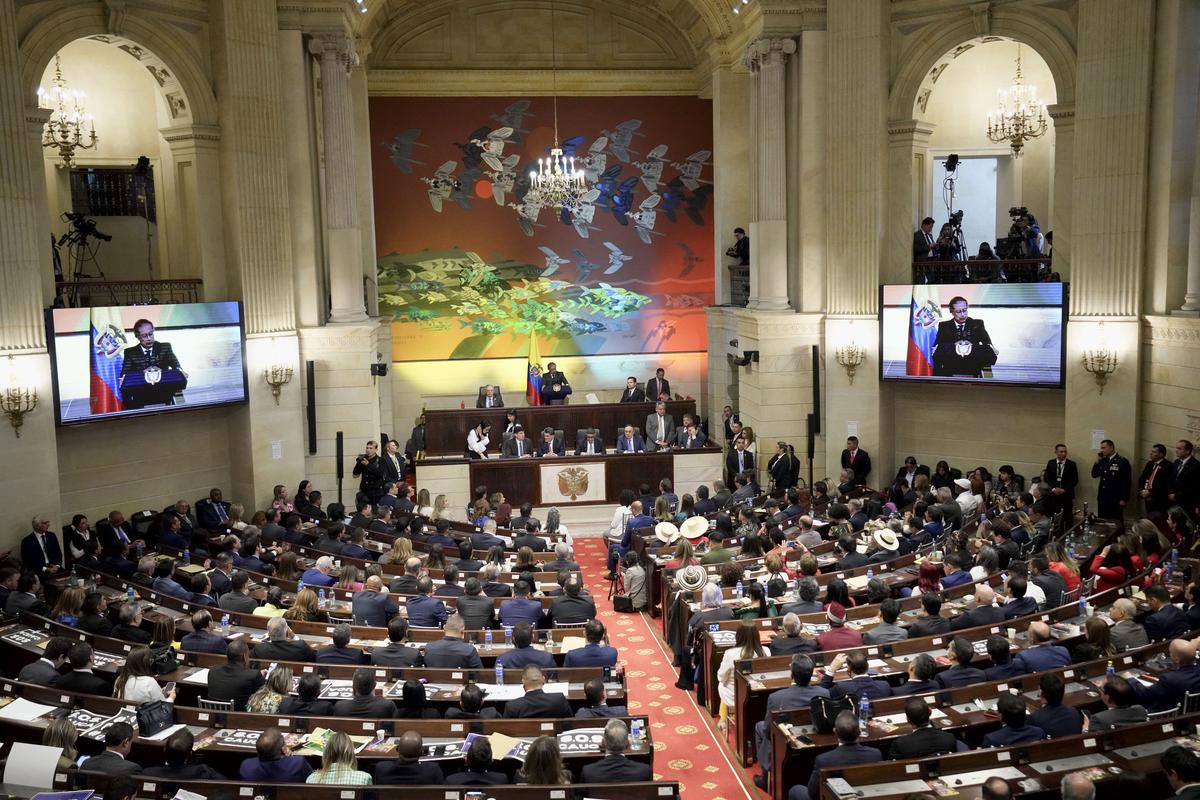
[0,0,62,546]
[795,29,827,314]
[745,37,795,311]
[885,119,935,285]
[710,64,751,307]
[351,38,378,318]
[1046,104,1074,281]
[310,32,367,324]
[1180,109,1200,314]
[160,124,227,299]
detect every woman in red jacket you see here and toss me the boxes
[1089,543,1137,593]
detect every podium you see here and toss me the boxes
[121,367,187,409]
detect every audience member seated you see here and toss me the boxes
[1000,575,1038,620]
[305,731,371,785]
[575,676,627,718]
[1145,583,1190,641]
[424,614,483,668]
[1089,674,1148,731]
[300,555,338,587]
[316,623,368,665]
[80,721,140,776]
[1131,639,1200,712]
[239,727,312,782]
[550,575,597,624]
[935,637,987,689]
[816,603,863,651]
[753,654,829,789]
[863,599,909,645]
[894,653,939,695]
[397,678,441,719]
[1016,621,1072,672]
[254,617,315,662]
[376,731,445,784]
[1108,597,1150,651]
[821,651,892,700]
[180,609,227,654]
[983,692,1046,747]
[446,683,499,720]
[114,645,175,704]
[984,636,1025,680]
[498,579,543,627]
[504,665,573,718]
[208,639,265,710]
[247,665,293,714]
[779,578,823,616]
[581,720,653,783]
[189,573,217,607]
[18,635,71,686]
[497,622,556,669]
[446,737,508,785]
[1028,673,1084,737]
[769,613,818,655]
[908,592,952,638]
[406,576,450,627]
[889,697,963,759]
[950,584,1005,631]
[787,711,882,800]
[333,667,397,718]
[217,571,258,614]
[142,728,225,779]
[58,641,111,695]
[278,673,334,716]
[75,592,113,636]
[480,563,513,598]
[559,619,616,668]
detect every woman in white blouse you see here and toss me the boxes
[113,646,175,704]
[716,621,764,733]
[466,421,492,459]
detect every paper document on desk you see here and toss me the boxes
[559,636,587,652]
[543,682,569,695]
[0,698,59,722]
[181,668,210,685]
[843,575,869,591]
[481,683,525,701]
[143,723,188,741]
[586,393,600,404]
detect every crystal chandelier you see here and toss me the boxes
[38,55,97,168]
[986,45,1047,157]
[527,0,586,211]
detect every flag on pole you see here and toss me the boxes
[89,307,127,414]
[906,285,941,376]
[526,334,543,406]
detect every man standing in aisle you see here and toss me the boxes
[840,436,871,487]
[1044,443,1078,519]
[1138,443,1172,516]
[1092,439,1131,520]
[353,440,386,504]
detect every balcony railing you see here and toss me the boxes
[728,265,750,307]
[913,258,1057,285]
[55,278,203,307]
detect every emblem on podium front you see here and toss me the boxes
[558,466,589,500]
[144,366,162,385]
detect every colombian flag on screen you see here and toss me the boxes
[526,334,543,406]
[906,285,941,376]
[90,307,125,414]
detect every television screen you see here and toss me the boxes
[48,301,248,425]
[879,283,1066,387]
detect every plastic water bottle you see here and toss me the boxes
[318,588,327,608]
[1106,660,1115,676]
[136,541,144,558]
[504,626,513,647]
[127,587,136,603]
[1078,595,1088,619]
[484,628,493,648]
[735,580,743,599]
[866,568,874,581]
[858,692,872,731]
[631,718,644,747]
[182,548,190,564]
[221,613,230,630]
[495,661,504,685]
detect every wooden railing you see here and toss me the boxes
[55,277,203,307]
[912,257,1056,284]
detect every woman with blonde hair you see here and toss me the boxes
[717,621,765,732]
[228,503,247,531]
[1045,540,1082,592]
[51,586,85,626]
[741,425,758,455]
[514,546,537,573]
[416,488,433,517]
[515,735,572,784]
[284,587,329,623]
[431,494,454,521]
[337,564,363,592]
[665,540,698,570]
[114,645,175,704]
[379,536,413,566]
[654,495,672,523]
[247,665,293,714]
[42,716,79,770]
[272,484,294,514]
[306,730,371,784]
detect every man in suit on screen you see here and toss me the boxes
[931,296,997,378]
[119,318,186,408]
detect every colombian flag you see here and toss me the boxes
[526,334,543,406]
[89,307,126,413]
[906,285,941,376]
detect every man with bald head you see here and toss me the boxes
[1109,597,1149,652]
[389,557,423,594]
[950,584,1005,630]
[1132,639,1200,712]
[1015,621,1071,672]
[1059,772,1096,800]
[353,574,399,626]
[375,730,445,784]
[503,666,573,718]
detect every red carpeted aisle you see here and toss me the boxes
[573,538,759,800]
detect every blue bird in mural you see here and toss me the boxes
[602,241,632,275]
[572,249,600,282]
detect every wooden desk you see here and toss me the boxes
[423,399,697,456]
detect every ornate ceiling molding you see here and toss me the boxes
[368,67,702,96]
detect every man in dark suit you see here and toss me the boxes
[316,623,367,665]
[1169,439,1200,515]
[581,720,653,783]
[934,637,987,689]
[908,592,952,638]
[550,576,596,624]
[1163,744,1200,800]
[678,421,707,449]
[119,318,186,408]
[496,623,556,670]
[575,427,605,455]
[219,571,259,614]
[446,737,507,785]
[101,542,137,579]
[820,651,892,701]
[498,580,543,627]
[17,636,71,686]
[113,603,152,644]
[1028,672,1084,737]
[481,564,514,597]
[840,436,872,486]
[57,642,112,695]
[949,585,1005,631]
[1000,576,1038,620]
[142,728,226,780]
[332,668,397,717]
[618,376,645,403]
[375,731,446,784]
[615,425,646,453]
[1145,583,1190,641]
[1139,443,1173,515]
[727,437,755,479]
[1092,438,1132,519]
[501,427,534,458]
[196,488,232,530]
[370,617,423,667]
[406,577,449,627]
[5,571,47,616]
[931,296,998,378]
[96,510,136,552]
[209,639,265,710]
[753,654,829,788]
[503,665,573,718]
[255,618,315,662]
[476,384,504,409]
[381,438,405,485]
[768,443,798,490]
[513,524,547,553]
[787,711,882,800]
[423,614,483,668]
[913,217,935,261]
[238,727,311,782]
[982,692,1046,747]
[1134,640,1200,712]
[894,456,931,487]
[389,557,421,594]
[180,609,228,654]
[80,722,141,775]
[455,579,496,631]
[564,619,618,667]
[353,575,399,626]
[1015,622,1072,673]
[645,368,670,402]
[1043,444,1079,518]
[20,515,64,575]
[889,697,962,759]
[534,427,565,457]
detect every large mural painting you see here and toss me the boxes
[369,96,714,360]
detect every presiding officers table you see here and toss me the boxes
[417,447,724,508]
[421,399,698,456]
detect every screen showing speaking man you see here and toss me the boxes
[880,283,1066,387]
[49,301,247,424]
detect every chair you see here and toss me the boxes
[198,697,233,711]
[327,614,353,625]
[1148,705,1179,720]
[476,386,505,408]
[614,426,643,446]
[553,620,588,629]
[1081,575,1097,596]
[1013,473,1026,492]
[1184,692,1200,715]
[1062,586,1081,605]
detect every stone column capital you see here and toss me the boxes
[353,36,372,68]
[887,118,936,142]
[1046,102,1075,124]
[24,104,51,128]
[308,31,355,70]
[742,36,796,71]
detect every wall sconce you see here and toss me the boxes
[1,387,38,437]
[836,343,865,384]
[263,365,293,404]
[1081,323,1118,395]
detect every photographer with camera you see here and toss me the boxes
[352,441,386,505]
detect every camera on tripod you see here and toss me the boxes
[996,206,1031,258]
[949,209,964,227]
[61,212,112,242]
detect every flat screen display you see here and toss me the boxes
[48,301,248,425]
[879,283,1067,387]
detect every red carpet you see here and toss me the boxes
[573,538,758,800]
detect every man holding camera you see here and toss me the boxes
[353,440,386,504]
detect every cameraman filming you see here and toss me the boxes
[352,440,386,505]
